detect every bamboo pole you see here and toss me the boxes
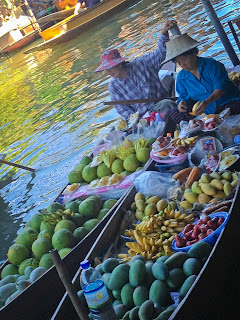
[200,0,240,66]
[0,159,35,172]
[50,249,89,320]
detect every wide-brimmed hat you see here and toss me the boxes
[161,34,199,66]
[95,49,126,72]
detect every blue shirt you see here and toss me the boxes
[176,57,240,114]
[109,34,170,120]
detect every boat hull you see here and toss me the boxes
[24,0,135,53]
[51,180,240,319]
[0,30,39,54]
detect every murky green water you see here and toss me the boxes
[0,0,239,262]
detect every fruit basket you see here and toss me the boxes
[171,212,230,252]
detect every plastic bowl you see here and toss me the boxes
[171,212,230,252]
[155,159,189,174]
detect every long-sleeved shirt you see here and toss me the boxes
[109,34,170,120]
[176,57,240,114]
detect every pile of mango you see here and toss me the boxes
[78,241,212,320]
[180,171,239,210]
[0,195,118,305]
[67,137,155,189]
[121,193,194,261]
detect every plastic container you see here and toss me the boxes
[155,158,189,174]
[80,260,117,320]
[171,212,230,252]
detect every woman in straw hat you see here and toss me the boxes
[95,20,177,121]
[161,34,240,135]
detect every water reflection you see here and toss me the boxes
[0,0,239,261]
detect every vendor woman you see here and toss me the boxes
[161,34,240,135]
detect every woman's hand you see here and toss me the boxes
[195,101,208,115]
[178,101,188,113]
[162,20,177,36]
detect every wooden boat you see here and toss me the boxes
[0,29,39,55]
[0,157,153,319]
[51,178,240,320]
[24,0,135,54]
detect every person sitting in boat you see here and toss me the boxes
[161,33,240,135]
[94,20,177,121]
[74,0,100,14]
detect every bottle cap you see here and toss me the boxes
[80,260,90,269]
[234,135,240,144]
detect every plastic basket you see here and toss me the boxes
[155,159,189,174]
[171,212,229,252]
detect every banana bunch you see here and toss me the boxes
[133,137,149,152]
[228,71,240,82]
[172,136,198,146]
[120,210,194,261]
[42,209,74,225]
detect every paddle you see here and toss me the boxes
[0,156,35,172]
[103,96,177,105]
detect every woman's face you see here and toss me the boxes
[176,53,198,71]
[106,64,126,78]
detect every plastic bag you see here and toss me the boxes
[217,115,240,147]
[134,171,178,198]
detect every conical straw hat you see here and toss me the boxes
[161,34,199,66]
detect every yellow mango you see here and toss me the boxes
[135,192,145,202]
[191,181,203,195]
[156,199,168,212]
[223,182,232,196]
[184,192,199,204]
[213,191,226,200]
[136,199,146,211]
[145,203,157,216]
[200,183,216,196]
[146,196,161,205]
[198,193,211,204]
[210,179,223,191]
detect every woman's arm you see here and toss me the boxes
[195,89,224,115]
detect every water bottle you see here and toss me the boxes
[80,260,117,320]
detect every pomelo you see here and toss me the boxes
[68,170,84,184]
[136,147,150,163]
[82,165,97,183]
[30,214,43,232]
[65,200,79,213]
[54,220,76,233]
[123,154,140,172]
[97,209,109,220]
[87,195,103,211]
[39,253,54,270]
[74,163,86,172]
[97,163,112,178]
[16,227,38,250]
[8,244,30,266]
[40,221,55,233]
[1,264,19,279]
[78,199,98,219]
[70,213,86,227]
[18,258,39,276]
[103,199,118,210]
[58,248,72,259]
[32,238,52,260]
[83,219,100,232]
[111,159,124,174]
[73,227,89,241]
[80,156,92,166]
[37,229,53,241]
[52,229,75,251]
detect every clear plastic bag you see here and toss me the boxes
[134,171,178,198]
[217,115,240,147]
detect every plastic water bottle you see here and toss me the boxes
[80,260,117,320]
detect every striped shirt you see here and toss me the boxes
[109,34,170,120]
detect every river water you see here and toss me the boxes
[0,0,239,262]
